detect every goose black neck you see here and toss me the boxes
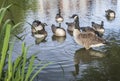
[74,18,80,29]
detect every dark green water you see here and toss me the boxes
[0,0,120,81]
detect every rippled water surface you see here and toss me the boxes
[1,0,120,81]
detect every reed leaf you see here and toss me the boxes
[12,56,22,80]
[11,22,23,31]
[0,5,12,24]
[21,43,27,81]
[25,55,35,81]
[0,24,11,79]
[7,39,15,81]
[0,19,10,37]
[14,64,21,81]
[30,62,52,81]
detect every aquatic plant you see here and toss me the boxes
[0,5,51,81]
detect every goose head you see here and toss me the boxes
[32,20,41,27]
[31,20,47,33]
[70,14,79,22]
[70,14,80,27]
[105,9,115,19]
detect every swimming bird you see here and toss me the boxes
[73,18,107,50]
[105,9,115,19]
[66,14,80,32]
[71,14,96,34]
[55,9,64,23]
[31,20,47,33]
[92,21,105,37]
[56,14,64,23]
[33,29,47,39]
[51,24,66,37]
[66,22,75,32]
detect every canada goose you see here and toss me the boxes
[92,21,105,37]
[71,14,97,34]
[55,9,64,23]
[33,29,47,39]
[66,22,75,31]
[73,19,107,50]
[66,22,78,32]
[51,24,66,37]
[55,14,64,23]
[31,20,47,33]
[66,14,80,32]
[105,9,115,18]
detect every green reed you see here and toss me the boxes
[0,5,51,81]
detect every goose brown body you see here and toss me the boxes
[72,14,107,50]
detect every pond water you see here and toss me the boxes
[1,0,120,81]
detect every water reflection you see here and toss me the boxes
[32,33,47,45]
[52,35,66,43]
[73,48,105,76]
[1,0,120,81]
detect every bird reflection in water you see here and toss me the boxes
[34,37,46,45]
[52,35,66,43]
[32,32,47,45]
[73,48,105,76]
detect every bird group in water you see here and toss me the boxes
[31,9,115,50]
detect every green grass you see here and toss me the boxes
[0,5,51,81]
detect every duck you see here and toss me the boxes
[31,20,47,33]
[105,9,115,18]
[91,21,105,37]
[51,24,66,37]
[73,17,107,50]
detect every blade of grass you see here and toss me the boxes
[11,22,23,31]
[0,19,10,37]
[0,19,10,53]
[30,62,52,81]
[25,55,35,81]
[0,0,7,8]
[14,64,21,81]
[0,5,12,24]
[12,56,22,80]
[21,43,27,81]
[0,24,11,79]
[7,39,15,81]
